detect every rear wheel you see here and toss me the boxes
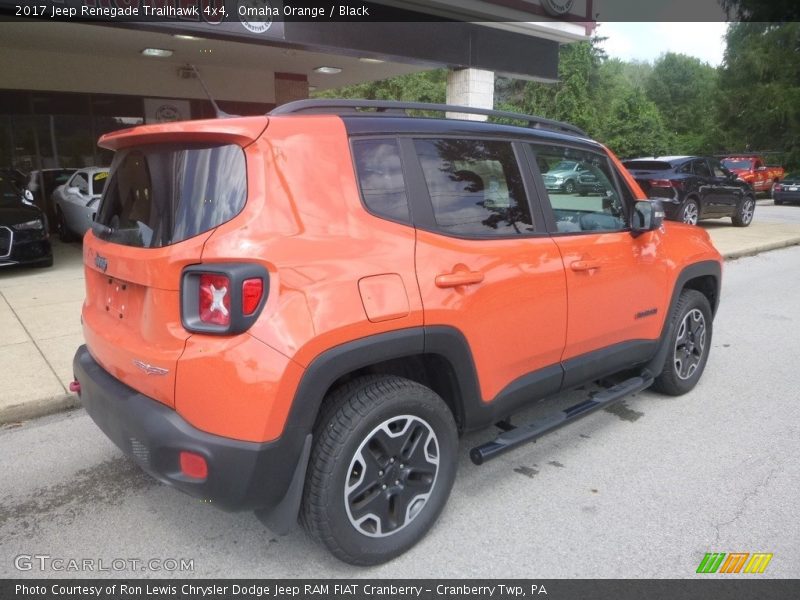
[301,375,458,566]
[652,290,712,396]
[681,199,700,225]
[732,195,755,227]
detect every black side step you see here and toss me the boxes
[469,374,654,465]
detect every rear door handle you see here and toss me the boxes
[570,259,601,272]
[435,270,484,288]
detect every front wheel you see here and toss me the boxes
[301,375,458,566]
[732,195,755,227]
[563,180,576,194]
[652,290,713,396]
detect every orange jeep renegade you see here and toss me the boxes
[73,99,722,565]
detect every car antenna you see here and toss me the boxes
[190,64,236,118]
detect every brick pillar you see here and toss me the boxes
[446,68,495,121]
[274,72,309,107]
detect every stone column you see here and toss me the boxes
[445,68,495,120]
[274,72,309,107]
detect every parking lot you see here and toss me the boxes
[0,204,799,578]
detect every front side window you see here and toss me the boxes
[692,160,712,178]
[709,159,728,178]
[414,138,533,236]
[71,172,89,194]
[96,143,246,248]
[532,144,627,233]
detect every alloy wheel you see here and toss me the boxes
[674,308,706,380]
[682,202,699,225]
[344,415,439,538]
[740,198,755,225]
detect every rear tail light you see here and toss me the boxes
[773,183,782,191]
[649,179,683,190]
[199,274,231,326]
[242,278,264,316]
[181,263,269,335]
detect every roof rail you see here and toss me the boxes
[269,99,587,137]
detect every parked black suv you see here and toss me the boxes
[623,156,756,226]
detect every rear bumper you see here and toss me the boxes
[774,191,800,203]
[73,345,309,513]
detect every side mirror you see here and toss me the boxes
[631,199,665,236]
[66,186,80,195]
[22,189,35,205]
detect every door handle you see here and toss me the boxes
[435,270,484,288]
[570,259,601,272]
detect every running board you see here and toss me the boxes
[469,374,654,465]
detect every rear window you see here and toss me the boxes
[623,161,672,171]
[96,143,246,248]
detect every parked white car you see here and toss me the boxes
[52,167,109,241]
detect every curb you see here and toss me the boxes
[0,393,81,428]
[721,237,800,260]
[3,239,800,428]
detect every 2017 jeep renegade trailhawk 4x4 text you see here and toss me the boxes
[72,99,722,565]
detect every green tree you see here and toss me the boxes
[602,86,671,158]
[717,23,800,167]
[313,69,447,104]
[645,53,718,155]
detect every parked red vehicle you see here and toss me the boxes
[721,155,784,193]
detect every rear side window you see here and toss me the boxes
[96,143,246,248]
[351,139,410,223]
[414,138,533,236]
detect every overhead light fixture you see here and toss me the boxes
[313,66,342,75]
[141,48,173,58]
[359,57,385,64]
[173,34,200,41]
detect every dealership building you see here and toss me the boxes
[0,0,593,172]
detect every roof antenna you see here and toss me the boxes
[190,64,235,118]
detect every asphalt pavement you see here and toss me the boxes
[1,245,798,578]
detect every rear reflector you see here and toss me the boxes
[242,278,264,316]
[179,451,208,480]
[199,273,231,326]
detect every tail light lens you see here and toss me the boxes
[199,274,231,326]
[242,278,264,316]
[649,179,683,190]
[181,263,269,335]
[773,183,782,191]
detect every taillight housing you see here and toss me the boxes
[648,178,683,190]
[181,263,269,335]
[773,183,782,192]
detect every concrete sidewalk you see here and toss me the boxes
[2,216,800,426]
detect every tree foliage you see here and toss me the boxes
[315,24,799,167]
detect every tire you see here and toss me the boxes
[652,289,713,396]
[681,199,700,225]
[301,375,458,566]
[564,180,576,194]
[732,195,755,227]
[56,209,75,243]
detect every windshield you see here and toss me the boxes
[0,177,21,206]
[91,171,109,196]
[550,161,577,172]
[783,172,800,182]
[623,161,672,171]
[722,159,752,170]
